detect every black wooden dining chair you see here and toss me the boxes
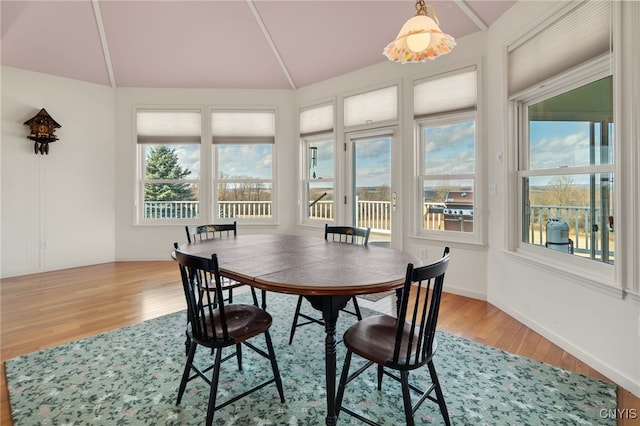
[336,247,451,426]
[287,224,370,345]
[185,222,237,243]
[173,245,285,426]
[185,222,259,306]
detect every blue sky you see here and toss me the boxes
[530,121,592,170]
[423,121,475,176]
[529,121,613,186]
[171,144,273,180]
[174,145,200,178]
[169,120,609,187]
[353,137,391,187]
[309,137,393,188]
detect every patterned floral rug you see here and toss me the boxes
[5,292,616,425]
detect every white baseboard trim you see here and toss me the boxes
[443,285,487,301]
[488,296,640,399]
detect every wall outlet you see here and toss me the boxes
[419,248,428,260]
[40,240,48,249]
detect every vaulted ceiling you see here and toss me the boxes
[1,0,515,90]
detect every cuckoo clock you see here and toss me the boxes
[24,108,61,155]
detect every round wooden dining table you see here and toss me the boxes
[175,233,420,426]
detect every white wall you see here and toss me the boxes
[113,88,296,261]
[1,67,115,277]
[484,1,640,397]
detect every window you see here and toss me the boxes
[211,110,276,221]
[300,103,335,223]
[343,86,400,245]
[304,137,335,222]
[136,109,201,222]
[509,1,615,274]
[517,72,614,265]
[415,67,479,241]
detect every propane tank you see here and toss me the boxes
[546,217,570,253]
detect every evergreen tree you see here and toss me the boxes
[144,145,195,201]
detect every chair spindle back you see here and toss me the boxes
[186,222,237,243]
[393,247,450,367]
[174,245,232,344]
[324,224,370,246]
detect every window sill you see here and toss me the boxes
[411,229,486,247]
[503,248,623,299]
[409,233,487,250]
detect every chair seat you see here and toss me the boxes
[189,304,272,346]
[343,315,437,369]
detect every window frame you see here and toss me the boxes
[210,108,278,225]
[298,101,336,227]
[415,110,480,243]
[508,55,618,290]
[300,132,336,225]
[411,63,484,246]
[135,106,279,226]
[135,107,203,225]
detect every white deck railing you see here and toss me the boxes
[528,204,613,261]
[144,200,613,259]
[144,200,446,233]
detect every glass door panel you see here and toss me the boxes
[350,134,393,247]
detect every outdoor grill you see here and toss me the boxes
[443,191,474,232]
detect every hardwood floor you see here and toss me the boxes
[1,261,638,425]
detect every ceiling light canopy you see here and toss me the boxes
[384,0,456,63]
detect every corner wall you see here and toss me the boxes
[1,67,116,277]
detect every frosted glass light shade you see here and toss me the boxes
[384,13,455,63]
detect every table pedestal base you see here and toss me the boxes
[307,295,351,426]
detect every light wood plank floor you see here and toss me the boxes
[1,261,638,425]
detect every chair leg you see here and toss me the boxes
[400,370,415,426]
[236,343,243,371]
[377,364,384,390]
[184,331,191,356]
[288,296,305,345]
[177,341,198,404]
[250,287,259,306]
[335,350,353,415]
[264,330,285,402]
[205,348,223,426]
[351,296,363,320]
[428,360,451,426]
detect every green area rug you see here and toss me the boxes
[5,292,616,425]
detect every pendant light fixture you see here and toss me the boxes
[383,0,456,63]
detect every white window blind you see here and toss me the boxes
[508,1,611,95]
[211,110,275,144]
[414,68,477,118]
[344,85,398,127]
[137,110,201,144]
[300,104,334,137]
